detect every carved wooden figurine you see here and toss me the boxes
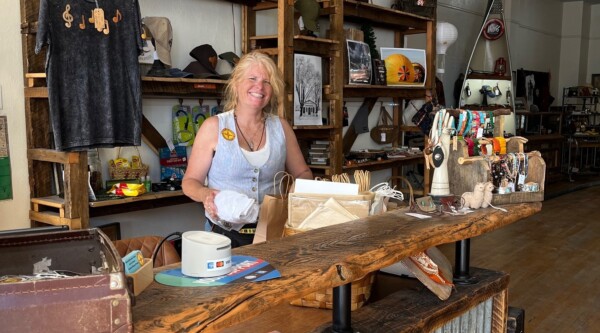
[461,182,485,209]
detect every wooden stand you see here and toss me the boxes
[448,139,546,205]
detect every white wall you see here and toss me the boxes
[437,0,565,109]
[0,0,30,229]
[1,0,599,235]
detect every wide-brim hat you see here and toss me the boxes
[219,52,240,68]
[184,44,230,79]
[294,0,319,32]
[142,17,173,67]
[183,61,229,80]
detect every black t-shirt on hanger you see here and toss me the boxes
[36,0,143,151]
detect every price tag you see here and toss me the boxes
[518,173,526,185]
[476,127,484,138]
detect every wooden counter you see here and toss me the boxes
[133,202,541,332]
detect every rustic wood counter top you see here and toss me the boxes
[133,202,541,332]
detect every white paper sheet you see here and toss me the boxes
[294,179,359,195]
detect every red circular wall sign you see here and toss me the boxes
[482,18,504,40]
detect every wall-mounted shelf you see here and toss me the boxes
[466,73,511,81]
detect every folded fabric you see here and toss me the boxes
[297,197,359,230]
[214,190,259,229]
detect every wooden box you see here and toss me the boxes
[447,138,546,205]
[127,258,153,296]
[0,228,132,333]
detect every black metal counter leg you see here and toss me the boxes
[331,283,354,333]
[454,238,479,285]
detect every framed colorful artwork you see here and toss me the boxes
[380,47,426,87]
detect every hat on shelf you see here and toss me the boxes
[219,52,240,68]
[294,0,319,33]
[184,44,229,79]
[480,85,497,98]
[168,68,194,78]
[142,17,173,67]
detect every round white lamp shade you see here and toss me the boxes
[436,21,458,55]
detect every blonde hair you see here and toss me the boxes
[223,51,284,115]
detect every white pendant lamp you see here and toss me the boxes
[436,21,458,75]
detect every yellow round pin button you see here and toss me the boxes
[221,128,235,141]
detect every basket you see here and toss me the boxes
[386,176,416,211]
[108,146,149,180]
[392,0,436,18]
[284,227,375,311]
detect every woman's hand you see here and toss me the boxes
[203,188,220,219]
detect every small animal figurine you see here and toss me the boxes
[480,182,495,208]
[461,182,485,209]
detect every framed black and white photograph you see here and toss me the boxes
[347,40,372,85]
[294,54,323,126]
[380,47,427,87]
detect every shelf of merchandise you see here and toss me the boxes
[241,0,435,191]
[561,87,600,180]
[21,73,214,229]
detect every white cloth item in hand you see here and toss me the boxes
[214,190,259,228]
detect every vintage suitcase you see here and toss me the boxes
[0,228,132,333]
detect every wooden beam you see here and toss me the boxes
[141,115,167,155]
[342,98,378,154]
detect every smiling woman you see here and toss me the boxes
[182,51,313,248]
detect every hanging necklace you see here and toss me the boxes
[234,113,265,152]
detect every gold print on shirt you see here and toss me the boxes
[103,19,110,35]
[112,9,122,24]
[79,14,86,29]
[93,8,106,32]
[66,5,121,35]
[62,4,73,28]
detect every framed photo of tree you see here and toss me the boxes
[294,54,323,126]
[347,40,372,85]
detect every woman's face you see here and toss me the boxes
[237,63,272,112]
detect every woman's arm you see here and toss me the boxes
[280,117,313,180]
[182,116,220,216]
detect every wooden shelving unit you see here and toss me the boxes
[20,0,437,228]
[241,0,435,194]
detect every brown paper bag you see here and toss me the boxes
[253,172,294,244]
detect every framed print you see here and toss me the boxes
[294,54,323,126]
[592,74,600,90]
[380,47,426,87]
[346,40,372,85]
